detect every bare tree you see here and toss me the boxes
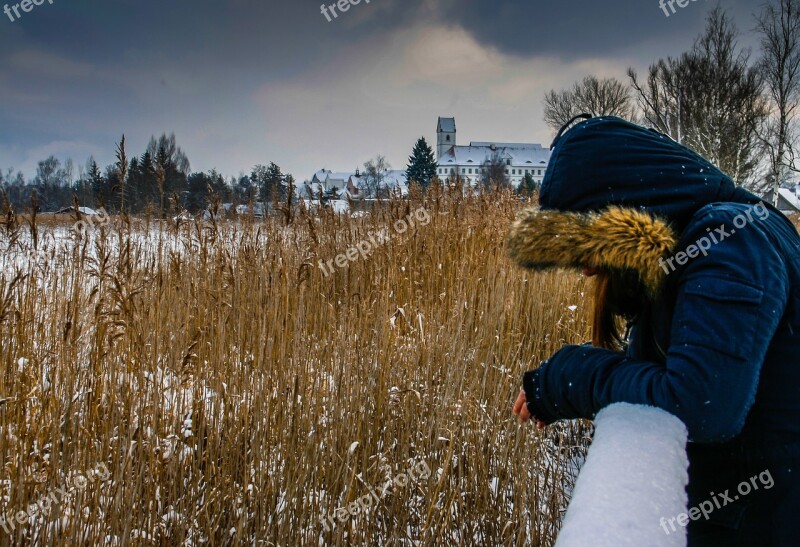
[115,134,128,214]
[543,76,635,131]
[481,150,510,189]
[146,133,191,175]
[629,7,767,186]
[363,155,390,198]
[756,0,800,203]
[34,156,64,187]
[63,158,74,188]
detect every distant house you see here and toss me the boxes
[55,206,103,217]
[379,171,410,197]
[355,170,409,197]
[307,169,352,198]
[435,116,551,188]
[346,170,366,198]
[235,203,266,218]
[305,168,408,200]
[763,187,800,213]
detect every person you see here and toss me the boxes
[508,115,800,546]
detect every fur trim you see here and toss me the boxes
[507,206,677,296]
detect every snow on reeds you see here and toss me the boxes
[0,188,593,545]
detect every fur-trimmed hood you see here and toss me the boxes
[507,116,769,296]
[507,206,677,296]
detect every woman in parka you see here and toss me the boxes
[509,115,800,546]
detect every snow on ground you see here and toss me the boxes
[556,403,689,547]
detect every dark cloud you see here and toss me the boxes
[435,0,760,58]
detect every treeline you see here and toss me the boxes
[0,133,290,215]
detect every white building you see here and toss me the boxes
[435,116,551,188]
[306,168,408,199]
[307,169,353,198]
[764,186,800,213]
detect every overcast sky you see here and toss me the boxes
[0,0,762,182]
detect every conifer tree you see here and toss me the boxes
[405,137,438,188]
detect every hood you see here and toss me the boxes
[507,206,677,297]
[539,116,750,229]
[507,116,768,295]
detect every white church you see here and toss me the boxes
[435,117,551,188]
[304,116,552,204]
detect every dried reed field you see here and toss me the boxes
[0,189,595,545]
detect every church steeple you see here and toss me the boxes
[437,117,456,161]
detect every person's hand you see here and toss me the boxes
[512,389,546,429]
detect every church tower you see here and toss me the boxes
[437,117,456,161]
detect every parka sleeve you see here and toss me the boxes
[522,209,790,443]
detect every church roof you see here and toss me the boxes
[437,117,456,133]
[438,143,551,166]
[470,142,544,150]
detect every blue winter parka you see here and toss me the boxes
[508,117,800,544]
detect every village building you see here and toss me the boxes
[305,168,408,200]
[435,117,552,188]
[763,184,800,213]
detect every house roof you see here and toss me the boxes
[55,206,102,215]
[764,188,800,211]
[382,170,408,186]
[302,181,325,198]
[345,170,408,195]
[326,172,353,181]
[779,188,800,211]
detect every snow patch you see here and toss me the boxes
[556,403,689,547]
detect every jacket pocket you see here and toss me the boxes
[681,277,764,304]
[676,276,765,360]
